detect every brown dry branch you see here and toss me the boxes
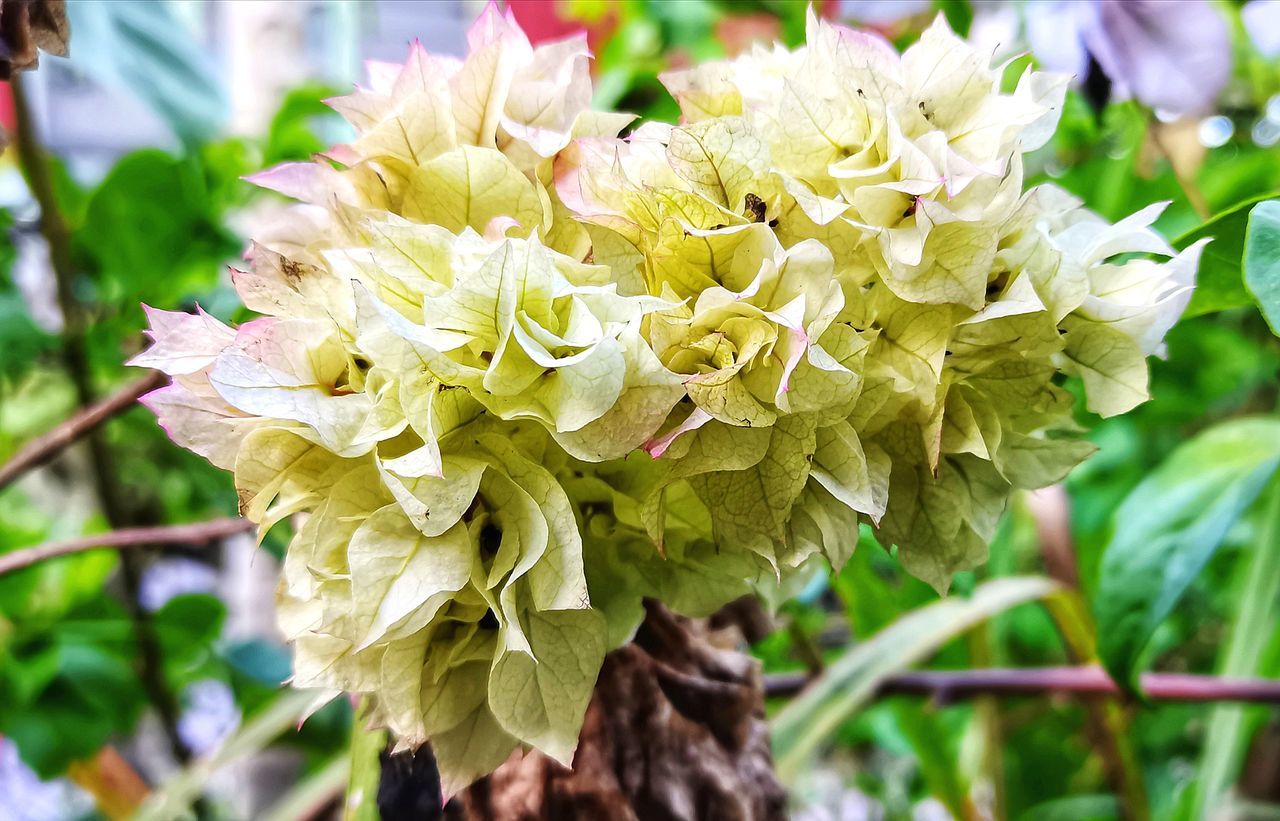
[0,517,251,575]
[0,371,165,491]
[764,666,1280,705]
[0,0,68,79]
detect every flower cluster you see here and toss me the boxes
[132,5,1201,792]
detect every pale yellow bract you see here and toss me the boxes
[131,2,1203,794]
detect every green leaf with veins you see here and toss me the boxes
[1095,417,1280,691]
[1243,200,1280,335]
[1175,191,1280,317]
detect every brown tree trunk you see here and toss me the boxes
[444,600,787,820]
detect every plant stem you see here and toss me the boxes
[0,518,252,575]
[0,371,164,490]
[1191,477,1280,819]
[786,616,825,676]
[136,689,320,821]
[966,625,1005,821]
[261,755,349,821]
[1030,492,1149,821]
[344,702,387,821]
[764,666,1280,704]
[9,75,195,768]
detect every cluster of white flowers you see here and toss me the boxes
[132,5,1201,792]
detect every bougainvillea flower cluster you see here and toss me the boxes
[131,5,1202,793]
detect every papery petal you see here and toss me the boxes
[129,305,236,375]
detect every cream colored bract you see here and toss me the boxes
[132,3,1202,793]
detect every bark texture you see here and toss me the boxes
[446,600,786,821]
[0,0,68,78]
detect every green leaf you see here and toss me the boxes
[2,635,147,778]
[832,525,938,636]
[1243,200,1280,335]
[770,576,1057,780]
[1187,480,1280,819]
[57,640,143,722]
[78,149,235,306]
[1174,191,1280,317]
[151,593,226,676]
[264,82,349,166]
[1017,794,1119,821]
[891,702,970,819]
[64,0,228,142]
[3,641,60,704]
[0,494,118,624]
[4,695,117,778]
[1094,418,1280,690]
[933,0,974,37]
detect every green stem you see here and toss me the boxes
[966,626,1005,821]
[787,616,825,676]
[1191,477,1280,819]
[1044,590,1150,821]
[344,701,387,821]
[262,755,350,821]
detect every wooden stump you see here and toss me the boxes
[378,600,787,820]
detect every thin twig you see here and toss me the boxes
[1026,486,1148,820]
[764,666,1280,705]
[0,371,165,491]
[0,518,252,576]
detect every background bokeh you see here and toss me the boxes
[1,1,1279,819]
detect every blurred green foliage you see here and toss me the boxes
[0,16,342,783]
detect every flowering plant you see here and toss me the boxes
[131,4,1201,793]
